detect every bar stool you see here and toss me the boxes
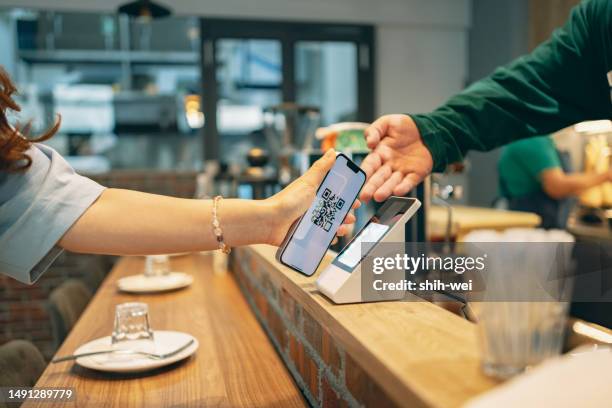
[0,340,46,406]
[48,279,92,348]
[83,261,108,292]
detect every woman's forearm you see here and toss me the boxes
[58,188,278,255]
[58,149,343,255]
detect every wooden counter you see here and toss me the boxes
[428,205,541,241]
[27,254,305,408]
[232,245,499,408]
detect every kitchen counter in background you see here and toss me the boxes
[428,205,541,241]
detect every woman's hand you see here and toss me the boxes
[265,149,360,247]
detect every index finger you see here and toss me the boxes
[360,151,382,179]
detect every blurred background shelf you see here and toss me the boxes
[18,49,199,65]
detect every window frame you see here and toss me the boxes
[199,18,376,161]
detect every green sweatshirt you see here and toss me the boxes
[412,0,612,172]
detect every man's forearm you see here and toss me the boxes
[412,0,607,172]
[58,188,276,255]
[546,172,610,199]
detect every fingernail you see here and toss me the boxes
[326,148,335,157]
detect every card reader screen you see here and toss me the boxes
[333,198,418,272]
[336,222,389,268]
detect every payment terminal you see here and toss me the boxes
[316,196,421,304]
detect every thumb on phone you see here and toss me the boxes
[301,149,336,189]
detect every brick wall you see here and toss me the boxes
[0,253,115,360]
[231,249,400,408]
[0,171,199,361]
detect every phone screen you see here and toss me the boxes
[279,154,365,276]
[333,198,419,272]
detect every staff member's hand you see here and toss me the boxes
[267,149,360,246]
[360,114,433,202]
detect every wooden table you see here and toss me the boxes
[26,254,305,408]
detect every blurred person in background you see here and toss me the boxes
[498,135,612,228]
[0,67,357,285]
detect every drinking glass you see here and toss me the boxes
[474,301,569,379]
[145,255,170,277]
[464,229,575,379]
[111,302,154,344]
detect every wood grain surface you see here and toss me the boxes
[25,254,305,408]
[244,245,500,408]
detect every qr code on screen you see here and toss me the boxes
[310,188,346,232]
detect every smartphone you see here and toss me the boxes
[276,153,366,276]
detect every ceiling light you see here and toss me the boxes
[117,0,171,21]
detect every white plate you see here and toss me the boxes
[141,252,192,257]
[74,331,199,373]
[166,252,192,257]
[117,272,193,293]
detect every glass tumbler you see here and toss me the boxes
[475,301,570,379]
[463,229,575,380]
[111,302,155,344]
[145,255,170,277]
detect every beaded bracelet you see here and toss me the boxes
[212,195,231,254]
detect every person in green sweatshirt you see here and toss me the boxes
[498,135,612,228]
[359,0,611,204]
